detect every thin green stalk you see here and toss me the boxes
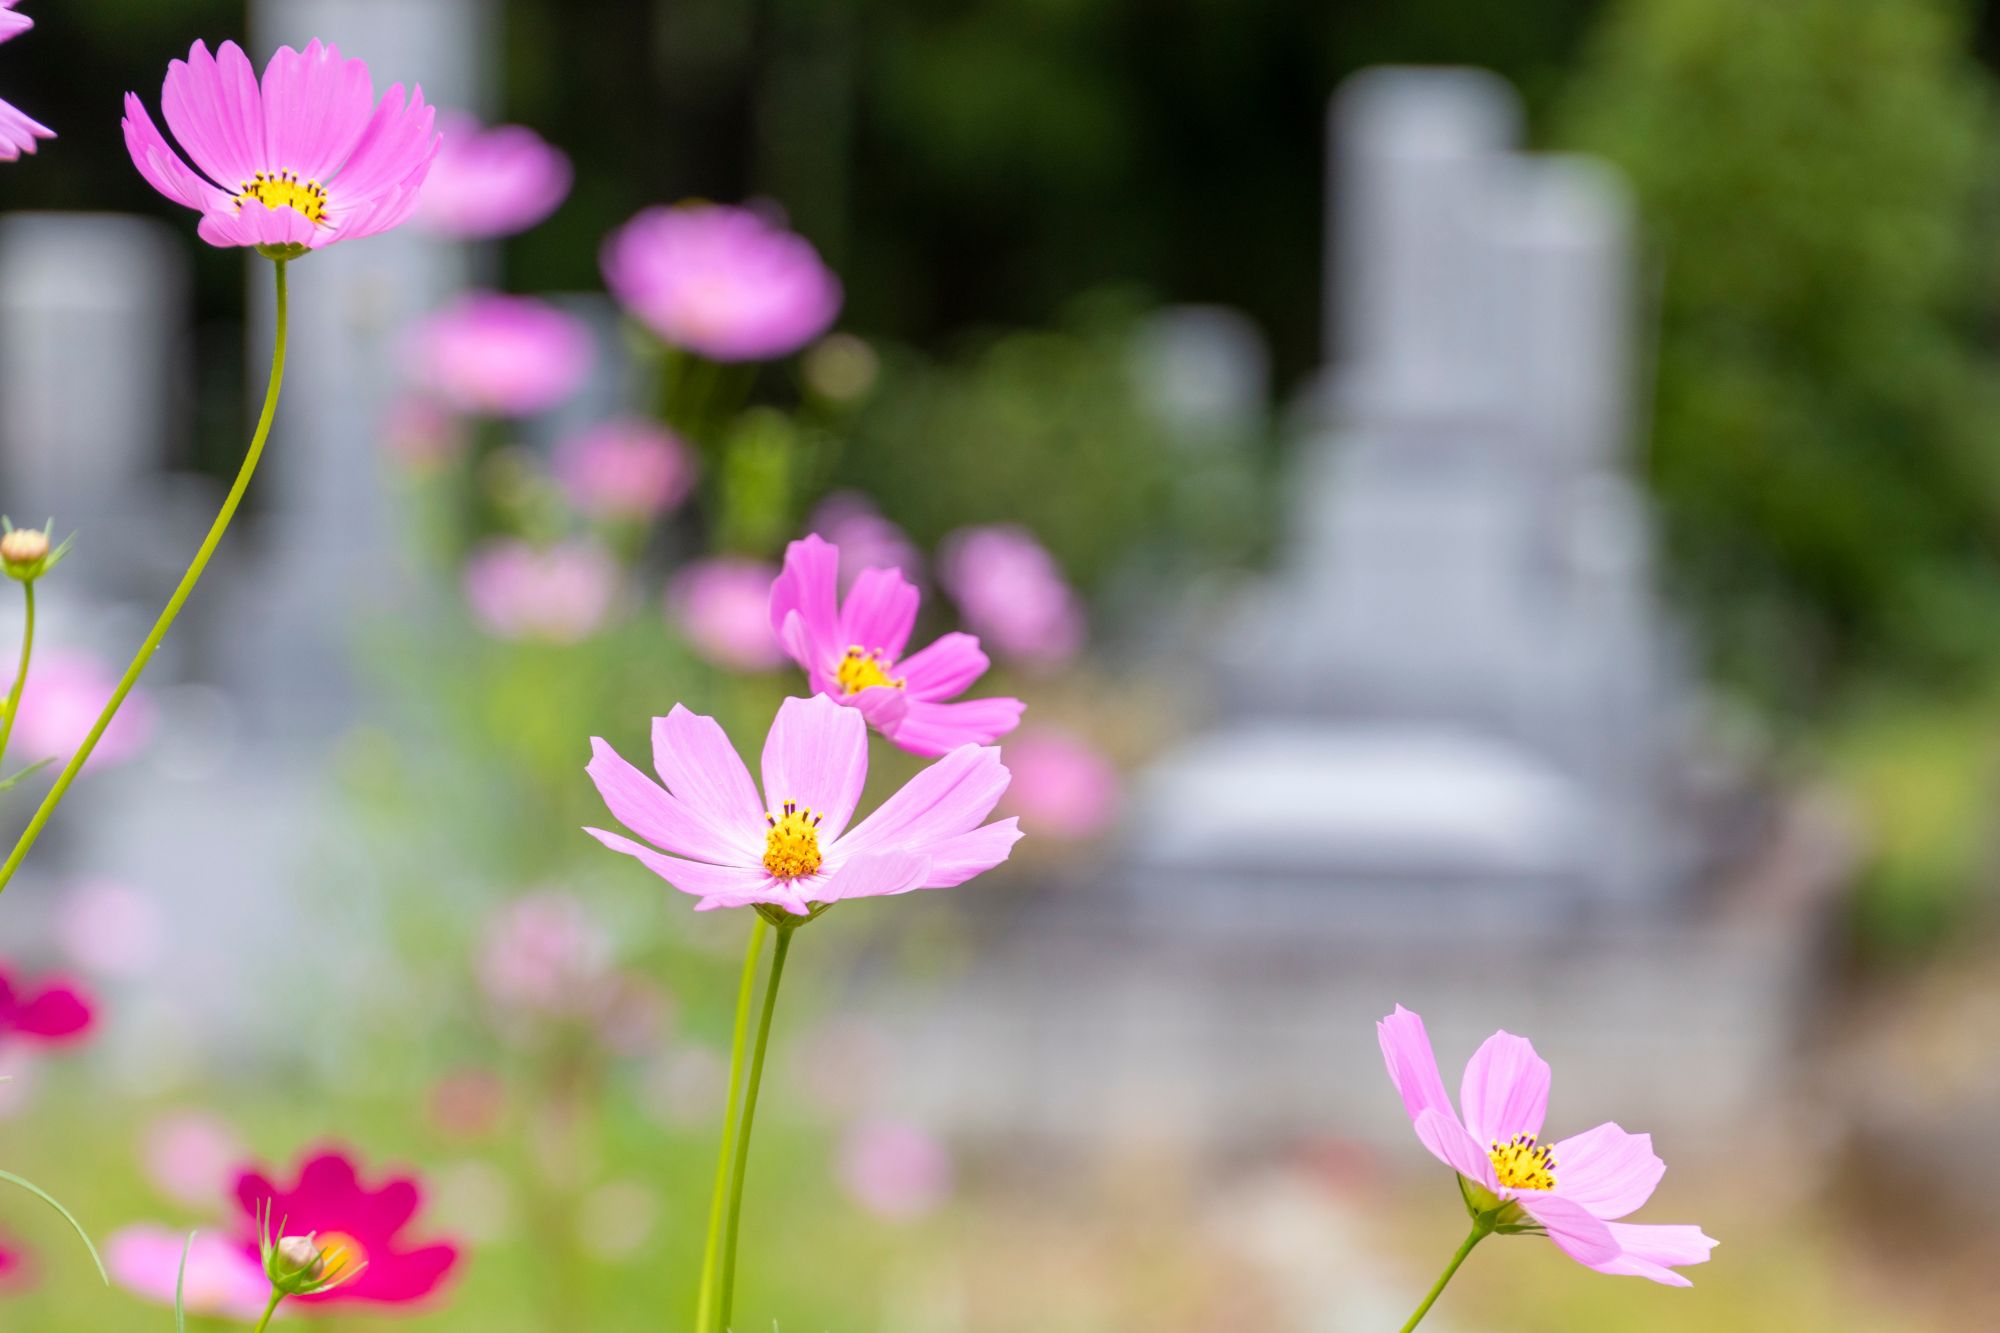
[716,922,793,1333]
[1397,1219,1490,1333]
[0,258,290,898]
[694,916,769,1333]
[250,1290,284,1333]
[0,580,34,772]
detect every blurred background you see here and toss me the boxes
[1,0,1998,1327]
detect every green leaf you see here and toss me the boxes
[0,1167,108,1284]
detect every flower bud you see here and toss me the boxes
[0,521,70,584]
[276,1235,324,1281]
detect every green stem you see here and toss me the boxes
[0,258,289,898]
[250,1290,284,1333]
[0,580,34,772]
[692,916,767,1333]
[716,922,793,1333]
[1397,1220,1490,1333]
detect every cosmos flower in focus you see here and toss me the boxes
[414,114,571,239]
[937,524,1084,668]
[585,694,1021,915]
[463,539,616,645]
[7,648,154,771]
[0,2,51,161]
[407,293,593,418]
[770,534,1024,756]
[1379,1006,1717,1286]
[106,1226,267,1319]
[234,1148,460,1308]
[122,39,437,254]
[0,964,92,1047]
[554,419,695,522]
[668,557,786,672]
[602,204,841,362]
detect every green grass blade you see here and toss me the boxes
[175,1231,193,1332]
[0,1167,108,1284]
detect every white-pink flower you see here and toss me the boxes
[555,419,696,522]
[837,1118,954,1221]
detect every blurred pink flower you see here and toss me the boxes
[415,114,571,239]
[0,2,53,161]
[601,204,841,362]
[0,1230,31,1291]
[938,524,1085,667]
[477,891,614,1019]
[107,1225,267,1319]
[234,1148,460,1308]
[1379,1006,1718,1285]
[0,964,92,1047]
[771,534,1025,755]
[554,418,696,522]
[407,292,593,418]
[585,694,1022,914]
[55,879,165,978]
[139,1111,247,1209]
[809,491,924,591]
[837,1118,954,1221]
[122,39,437,252]
[668,558,786,672]
[7,648,154,770]
[463,539,616,644]
[999,727,1121,840]
[381,395,468,471]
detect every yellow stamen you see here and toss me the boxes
[236,169,329,225]
[1488,1134,1558,1192]
[761,800,824,880]
[835,646,904,696]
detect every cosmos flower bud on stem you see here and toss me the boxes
[0,520,69,584]
[257,1203,361,1299]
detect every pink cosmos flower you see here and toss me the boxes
[107,1225,267,1319]
[554,419,696,522]
[122,40,437,253]
[477,891,614,1019]
[668,558,787,672]
[1379,1006,1718,1285]
[7,648,154,770]
[999,727,1121,840]
[0,2,52,161]
[463,538,616,644]
[770,534,1024,756]
[407,293,593,418]
[584,693,1021,915]
[837,1118,954,1221]
[0,964,92,1046]
[601,204,841,362]
[414,114,571,239]
[234,1148,460,1308]
[937,524,1085,667]
[808,491,924,591]
[140,1111,248,1209]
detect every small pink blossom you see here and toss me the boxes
[107,1225,267,1319]
[554,418,696,522]
[808,491,924,591]
[999,727,1121,840]
[0,2,53,161]
[602,204,841,362]
[55,879,164,978]
[139,1111,248,1209]
[463,539,616,644]
[771,534,1025,756]
[407,293,593,418]
[415,114,571,239]
[478,891,614,1019]
[1379,1006,1718,1286]
[837,1118,954,1221]
[123,40,437,252]
[234,1147,461,1308]
[7,648,154,770]
[669,558,787,672]
[585,693,1022,915]
[937,524,1085,667]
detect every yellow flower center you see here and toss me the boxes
[237,170,329,225]
[762,801,824,880]
[1488,1134,1558,1192]
[835,646,904,696]
[312,1230,367,1277]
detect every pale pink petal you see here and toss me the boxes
[106,1225,268,1318]
[584,827,777,905]
[1377,1005,1455,1125]
[884,697,1024,757]
[1517,1192,1620,1266]
[838,567,919,659]
[650,705,764,836]
[896,633,990,703]
[0,7,29,43]
[770,535,844,672]
[196,198,318,250]
[913,817,1021,888]
[122,94,226,210]
[0,98,50,161]
[759,695,869,841]
[848,683,911,732]
[260,40,375,180]
[329,82,437,201]
[587,737,756,865]
[161,40,264,188]
[1412,1107,1499,1190]
[1459,1031,1551,1148]
[1551,1122,1666,1220]
[1586,1223,1718,1286]
[814,849,930,903]
[838,744,1010,857]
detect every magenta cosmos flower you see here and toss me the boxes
[0,964,93,1046]
[669,557,787,672]
[602,204,841,362]
[1380,1006,1717,1285]
[770,535,1024,756]
[0,2,52,161]
[123,39,438,254]
[938,524,1085,667]
[408,292,593,418]
[585,693,1021,915]
[415,113,571,239]
[234,1149,460,1308]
